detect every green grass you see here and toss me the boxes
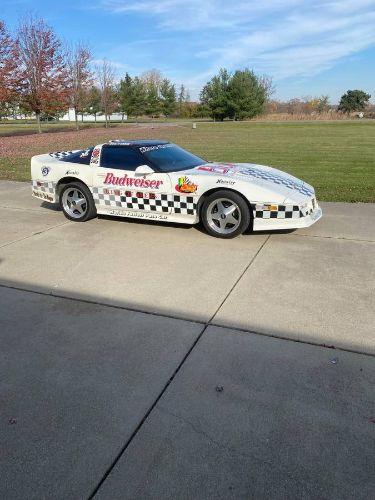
[1,120,374,202]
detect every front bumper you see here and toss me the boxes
[253,206,322,231]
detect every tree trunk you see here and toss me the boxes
[105,113,108,128]
[36,112,42,133]
[94,113,97,123]
[75,108,79,131]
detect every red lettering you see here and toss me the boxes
[150,180,156,188]
[134,179,141,187]
[136,192,143,198]
[104,172,114,183]
[143,179,150,188]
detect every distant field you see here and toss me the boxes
[0,120,374,202]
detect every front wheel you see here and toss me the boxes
[60,182,97,222]
[201,190,251,238]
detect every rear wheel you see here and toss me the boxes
[201,190,250,238]
[60,182,96,222]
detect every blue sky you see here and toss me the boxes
[3,0,375,102]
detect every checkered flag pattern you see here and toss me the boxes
[240,166,314,197]
[49,151,75,159]
[252,203,302,219]
[92,187,197,215]
[32,180,56,194]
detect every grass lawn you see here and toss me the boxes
[0,120,374,202]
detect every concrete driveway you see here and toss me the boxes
[1,181,374,499]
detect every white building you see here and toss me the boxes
[62,108,127,122]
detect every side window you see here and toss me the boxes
[100,146,144,170]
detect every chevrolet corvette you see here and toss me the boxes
[31,140,322,238]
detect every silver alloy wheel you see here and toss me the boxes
[62,188,88,219]
[206,197,242,235]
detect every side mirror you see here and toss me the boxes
[135,165,154,176]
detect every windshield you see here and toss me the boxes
[140,144,206,172]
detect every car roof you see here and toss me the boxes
[106,139,170,147]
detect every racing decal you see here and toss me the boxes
[49,151,74,159]
[108,210,168,220]
[32,180,57,202]
[252,203,301,219]
[238,166,314,196]
[216,178,235,185]
[65,169,79,175]
[103,172,163,189]
[197,165,234,175]
[91,147,100,164]
[139,144,173,153]
[175,176,198,194]
[92,187,196,215]
[251,201,316,219]
[41,166,50,176]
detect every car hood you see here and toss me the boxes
[190,162,314,202]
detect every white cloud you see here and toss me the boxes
[100,0,375,95]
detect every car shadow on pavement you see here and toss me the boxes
[0,279,374,500]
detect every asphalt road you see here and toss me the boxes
[1,181,374,499]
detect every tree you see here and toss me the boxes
[146,81,161,118]
[0,20,21,106]
[227,69,266,120]
[338,90,371,113]
[141,69,162,89]
[97,59,116,128]
[160,78,176,117]
[315,95,330,114]
[17,16,70,132]
[128,77,147,119]
[83,86,101,121]
[66,43,92,130]
[118,72,132,120]
[258,74,275,100]
[200,68,230,121]
[178,84,186,116]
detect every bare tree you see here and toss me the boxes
[17,16,69,132]
[258,75,276,100]
[97,59,116,128]
[140,68,162,90]
[66,43,92,130]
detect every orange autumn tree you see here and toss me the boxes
[17,16,70,132]
[0,21,21,111]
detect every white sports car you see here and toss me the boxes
[31,140,322,238]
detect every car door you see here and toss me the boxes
[92,145,173,214]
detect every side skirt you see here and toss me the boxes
[96,207,199,225]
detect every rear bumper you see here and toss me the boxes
[31,180,58,203]
[253,206,322,231]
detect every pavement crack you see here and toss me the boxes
[208,235,270,324]
[290,233,375,244]
[87,322,209,499]
[0,221,69,249]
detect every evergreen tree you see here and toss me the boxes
[227,69,266,120]
[200,69,230,121]
[118,73,132,119]
[338,90,371,113]
[160,78,176,117]
[146,81,161,118]
[128,77,147,119]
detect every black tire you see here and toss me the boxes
[201,190,251,239]
[59,182,97,222]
